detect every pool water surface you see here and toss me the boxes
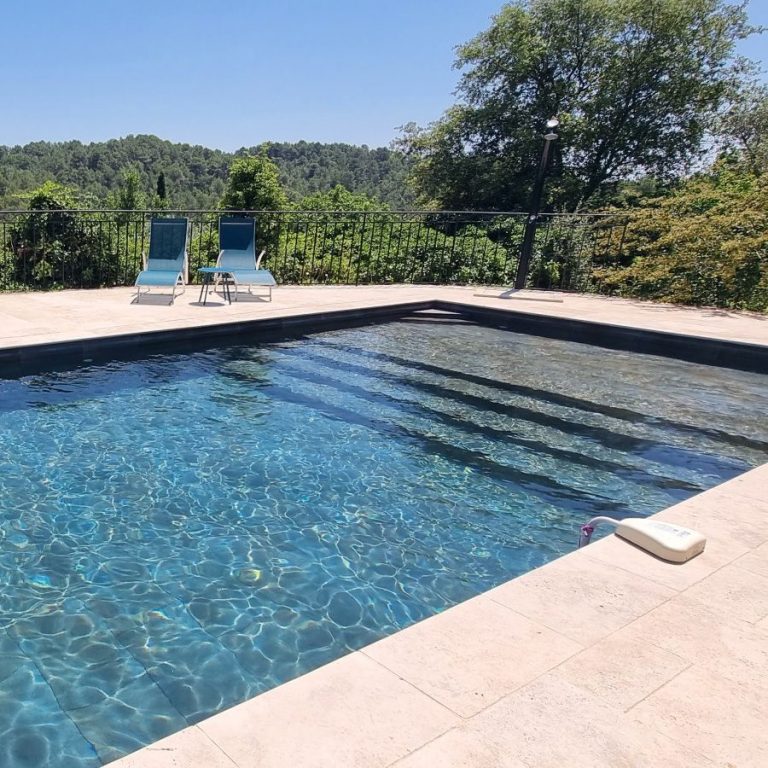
[1,315,767,766]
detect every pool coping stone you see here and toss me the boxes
[1,289,766,374]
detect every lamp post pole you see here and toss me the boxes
[513,118,559,290]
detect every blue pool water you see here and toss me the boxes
[1,315,767,766]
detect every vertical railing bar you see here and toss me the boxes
[318,214,330,284]
[341,214,353,284]
[403,215,416,283]
[425,219,440,283]
[307,212,319,283]
[393,214,406,283]
[294,213,306,285]
[331,212,344,285]
[410,215,423,283]
[381,213,394,284]
[357,212,372,285]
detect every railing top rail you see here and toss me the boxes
[0,208,629,217]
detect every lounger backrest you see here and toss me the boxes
[147,218,188,270]
[219,217,256,259]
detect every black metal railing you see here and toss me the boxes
[0,209,629,292]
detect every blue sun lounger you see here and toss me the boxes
[135,217,189,304]
[216,216,277,301]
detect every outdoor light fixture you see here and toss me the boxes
[544,117,559,141]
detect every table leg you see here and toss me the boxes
[199,274,212,305]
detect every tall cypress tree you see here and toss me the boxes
[156,172,166,201]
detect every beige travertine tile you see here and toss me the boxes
[108,726,236,768]
[653,491,768,550]
[198,651,458,768]
[620,594,768,687]
[391,726,527,768]
[446,675,715,768]
[631,664,768,767]
[709,463,768,503]
[551,633,690,711]
[681,563,768,624]
[582,526,748,592]
[734,541,768,579]
[363,596,581,717]
[486,551,676,645]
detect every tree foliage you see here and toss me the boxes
[0,135,228,209]
[264,142,413,208]
[717,83,768,174]
[6,182,120,289]
[221,150,289,211]
[402,0,757,211]
[108,168,146,211]
[27,181,81,211]
[0,135,412,210]
[297,184,387,212]
[156,171,167,201]
[271,214,511,286]
[592,159,768,311]
[220,151,289,254]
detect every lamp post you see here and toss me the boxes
[512,117,559,290]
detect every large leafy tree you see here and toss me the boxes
[717,83,768,174]
[221,149,289,254]
[108,168,146,210]
[402,0,757,211]
[221,150,289,212]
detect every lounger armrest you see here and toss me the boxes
[255,249,267,270]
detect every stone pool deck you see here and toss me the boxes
[2,285,767,767]
[0,284,767,352]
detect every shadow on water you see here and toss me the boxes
[315,338,768,454]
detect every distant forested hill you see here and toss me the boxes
[0,136,230,209]
[0,134,414,209]
[260,142,413,208]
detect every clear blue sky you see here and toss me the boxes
[3,0,766,151]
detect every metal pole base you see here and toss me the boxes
[496,288,565,303]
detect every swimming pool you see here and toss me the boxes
[1,315,767,766]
